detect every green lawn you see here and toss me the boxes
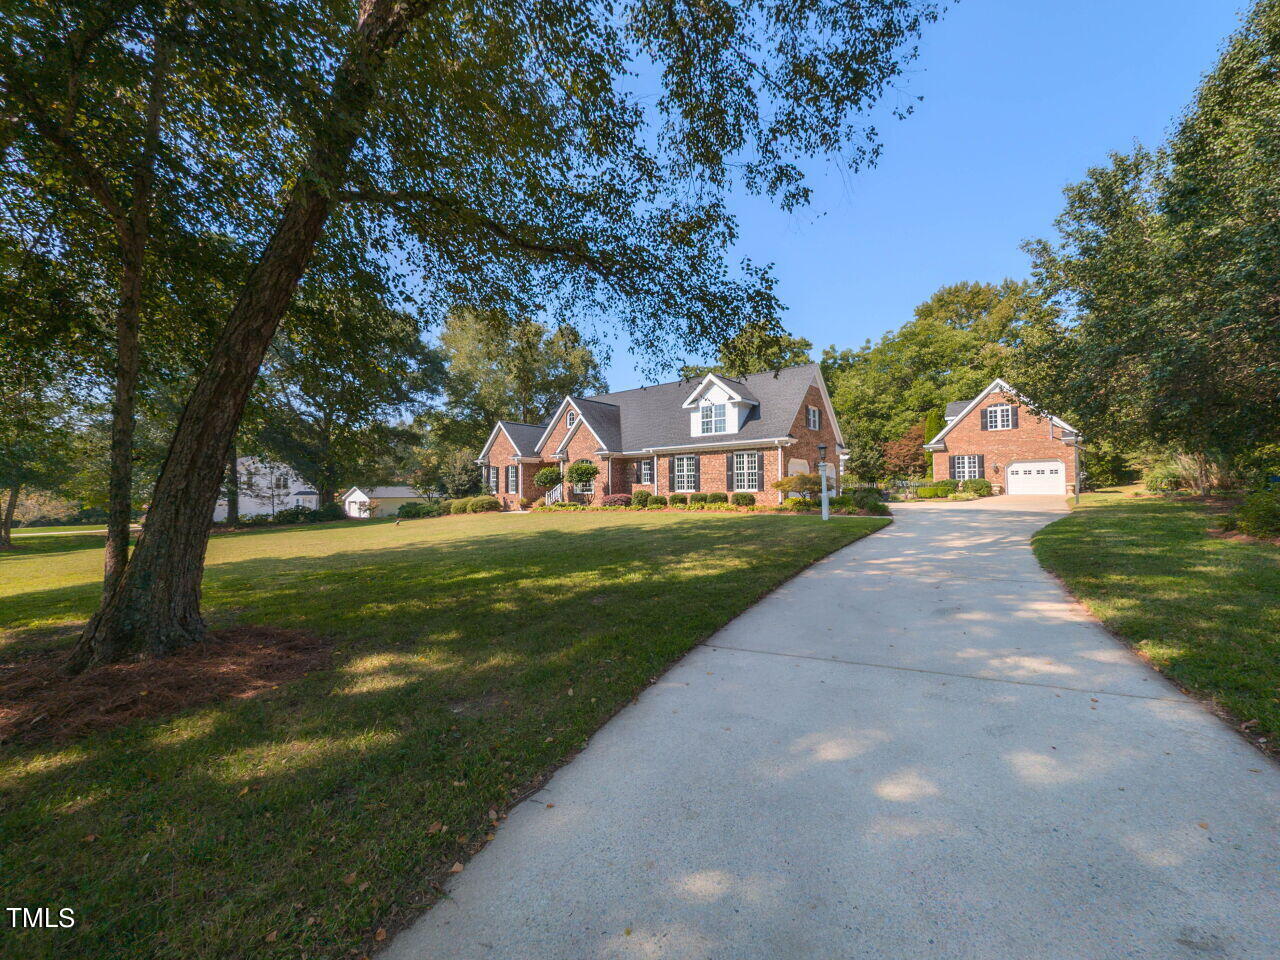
[1033,492,1279,749]
[0,511,886,959]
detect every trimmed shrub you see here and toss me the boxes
[962,478,993,497]
[397,501,429,519]
[603,494,632,507]
[449,497,473,514]
[316,501,346,521]
[933,478,959,494]
[632,488,651,507]
[780,496,812,512]
[949,492,979,502]
[844,489,883,512]
[1238,489,1280,538]
[468,495,501,512]
[534,466,562,489]
[565,461,599,486]
[689,493,708,504]
[668,493,687,505]
[649,495,667,507]
[273,506,319,524]
[646,503,665,510]
[706,492,728,504]
[863,501,891,515]
[731,492,756,507]
[1144,464,1182,492]
[239,513,272,526]
[914,486,937,499]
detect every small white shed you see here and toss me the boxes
[341,485,431,519]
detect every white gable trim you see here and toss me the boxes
[925,378,1081,447]
[681,373,756,409]
[532,396,606,453]
[477,421,515,462]
[553,408,607,454]
[340,486,368,501]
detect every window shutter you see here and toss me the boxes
[634,461,642,483]
[756,452,765,491]
[977,455,985,478]
[725,453,734,491]
[1010,406,1019,429]
[949,456,957,480]
[693,455,701,491]
[979,408,988,431]
[667,456,675,491]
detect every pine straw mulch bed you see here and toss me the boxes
[0,627,332,746]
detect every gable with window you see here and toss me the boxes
[700,402,727,435]
[982,403,1017,431]
[565,409,578,430]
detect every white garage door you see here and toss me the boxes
[1006,460,1066,495]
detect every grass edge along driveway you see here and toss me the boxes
[0,511,887,960]
[1033,492,1279,756]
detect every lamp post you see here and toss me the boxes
[818,443,830,521]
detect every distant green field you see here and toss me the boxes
[0,510,887,960]
[10,524,108,535]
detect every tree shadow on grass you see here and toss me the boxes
[0,515,882,960]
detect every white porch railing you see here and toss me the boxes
[545,483,564,505]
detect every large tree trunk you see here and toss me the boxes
[66,0,419,672]
[224,441,239,522]
[0,487,17,549]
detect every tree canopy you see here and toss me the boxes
[1014,0,1280,482]
[823,280,1048,446]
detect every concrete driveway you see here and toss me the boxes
[385,496,1280,960]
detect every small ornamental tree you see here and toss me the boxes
[773,473,822,498]
[534,466,563,489]
[565,461,599,487]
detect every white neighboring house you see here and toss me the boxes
[213,457,319,522]
[341,485,432,519]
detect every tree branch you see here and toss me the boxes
[0,48,129,233]
[335,186,615,278]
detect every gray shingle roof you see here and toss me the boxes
[497,421,545,457]
[567,397,623,452]
[576,363,824,451]
[945,400,970,420]
[358,485,426,499]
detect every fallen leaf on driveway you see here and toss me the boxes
[1198,822,1209,830]
[449,862,464,873]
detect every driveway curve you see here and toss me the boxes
[386,496,1280,960]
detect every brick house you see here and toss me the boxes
[476,363,844,509]
[923,378,1082,495]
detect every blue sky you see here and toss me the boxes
[602,0,1245,390]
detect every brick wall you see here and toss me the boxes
[931,390,1077,493]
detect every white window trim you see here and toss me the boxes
[733,451,759,492]
[673,455,697,492]
[954,455,981,481]
[506,464,517,493]
[639,459,653,484]
[984,404,1013,430]
[806,405,821,431]
[566,410,577,429]
[699,402,727,435]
